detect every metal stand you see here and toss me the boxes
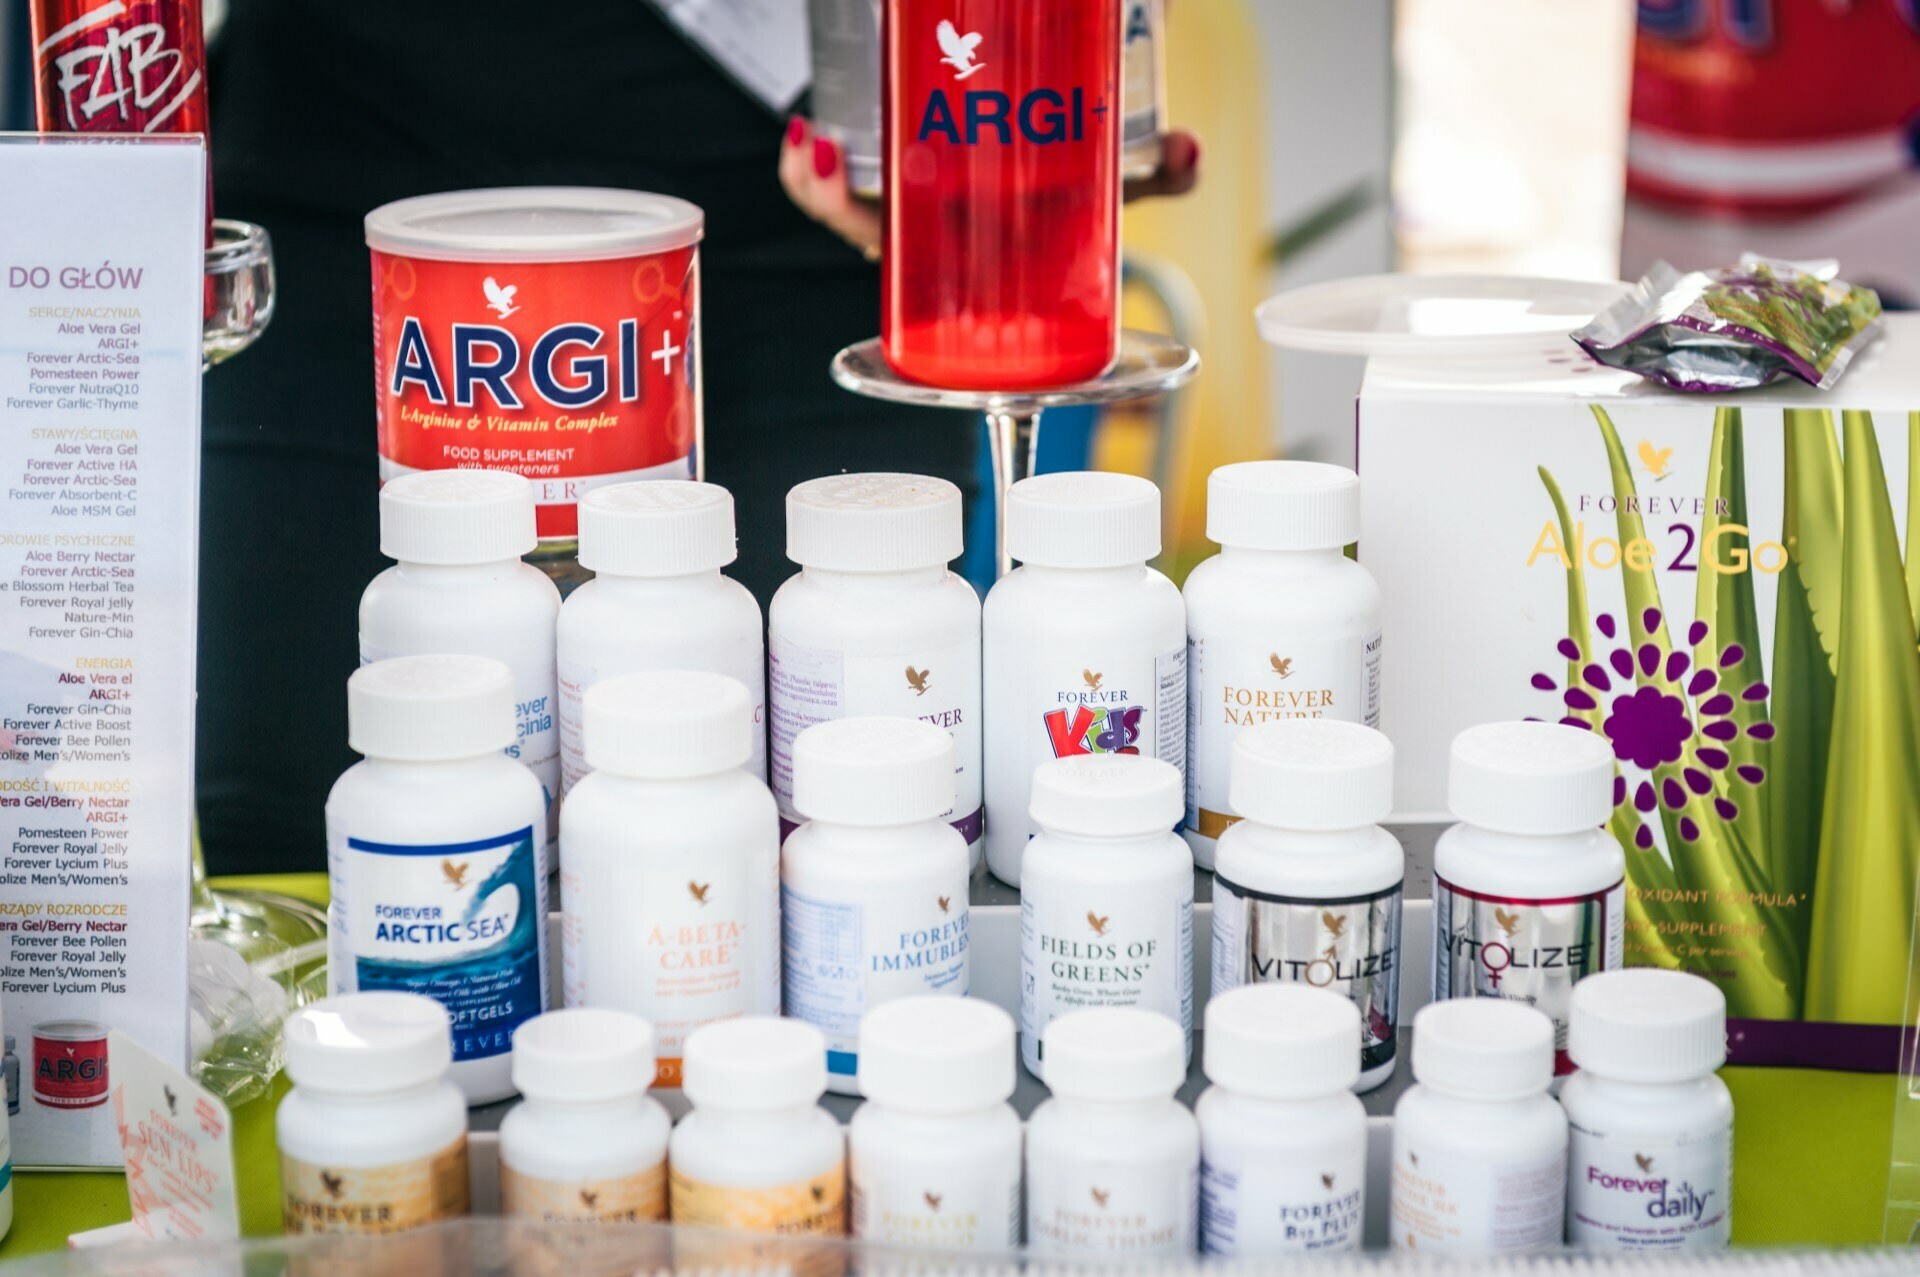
[831,330,1199,576]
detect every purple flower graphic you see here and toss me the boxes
[1531,609,1771,846]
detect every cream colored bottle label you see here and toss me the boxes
[1184,629,1381,841]
[563,850,781,1087]
[281,1136,470,1235]
[1027,1158,1198,1255]
[1390,1141,1565,1253]
[851,1164,1022,1251]
[500,1159,667,1223]
[669,1162,847,1233]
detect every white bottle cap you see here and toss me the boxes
[582,671,753,779]
[379,469,538,565]
[1206,460,1360,551]
[1411,1000,1555,1100]
[1007,471,1161,569]
[682,1016,827,1113]
[1204,985,1362,1099]
[348,655,516,761]
[786,473,963,572]
[792,717,957,826]
[1030,755,1183,839]
[284,992,451,1096]
[1229,720,1395,831]
[512,1008,656,1104]
[1569,969,1727,1083]
[859,997,1015,1114]
[1041,1007,1185,1101]
[578,480,738,577]
[1448,721,1616,835]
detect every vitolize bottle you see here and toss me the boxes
[1391,1000,1567,1254]
[560,671,780,1087]
[1432,721,1625,1079]
[771,473,982,861]
[1197,986,1368,1257]
[557,480,765,793]
[1025,1007,1198,1256]
[882,0,1122,388]
[325,656,549,1106]
[360,469,563,874]
[1563,969,1733,1252]
[849,996,1023,1251]
[1211,719,1402,1092]
[983,471,1185,886]
[782,718,972,1094]
[1182,461,1381,869]
[1019,755,1193,1079]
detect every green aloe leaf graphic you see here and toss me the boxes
[1803,411,1920,1023]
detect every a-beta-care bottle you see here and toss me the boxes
[557,480,766,794]
[1019,755,1194,1079]
[782,717,971,1094]
[1182,461,1381,870]
[499,1008,672,1224]
[983,471,1186,886]
[850,996,1023,1252]
[1391,999,1568,1254]
[770,473,983,862]
[1211,719,1403,1092]
[1198,985,1368,1257]
[1026,1007,1199,1256]
[559,671,780,1086]
[325,656,550,1106]
[277,992,471,1235]
[669,1017,846,1243]
[1432,721,1625,1079]
[359,469,562,874]
[1563,969,1733,1252]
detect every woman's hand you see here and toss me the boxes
[781,116,1203,261]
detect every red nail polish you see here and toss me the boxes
[813,136,838,180]
[786,115,807,148]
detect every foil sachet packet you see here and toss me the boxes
[1572,255,1883,392]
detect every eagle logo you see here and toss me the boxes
[1083,670,1104,691]
[811,1183,827,1203]
[924,1191,943,1211]
[442,860,469,889]
[1635,1153,1654,1173]
[1637,439,1673,481]
[1493,906,1521,937]
[580,1189,600,1208]
[1087,911,1110,937]
[938,896,951,914]
[1271,654,1294,678]
[1322,911,1347,939]
[689,881,712,906]
[482,275,520,319]
[320,1171,346,1199]
[935,19,985,79]
[162,1085,178,1115]
[1090,1187,1110,1209]
[905,666,932,696]
[1321,1173,1335,1191]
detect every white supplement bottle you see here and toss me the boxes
[1197,985,1368,1256]
[669,1016,846,1239]
[277,992,470,1235]
[782,717,972,1094]
[770,473,983,862]
[499,1008,672,1224]
[1025,1007,1198,1256]
[983,471,1186,886]
[1432,721,1625,1080]
[325,655,549,1106]
[1019,754,1193,1079]
[1211,719,1403,1091]
[1182,461,1381,870]
[849,996,1022,1251]
[1391,999,1567,1254]
[556,480,766,793]
[1563,968,1733,1252]
[559,670,779,1086]
[359,469,562,873]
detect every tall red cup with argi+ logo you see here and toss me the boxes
[31,1020,110,1110]
[883,0,1123,389]
[366,189,705,549]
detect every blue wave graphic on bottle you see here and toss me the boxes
[351,827,545,1061]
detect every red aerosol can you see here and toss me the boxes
[882,0,1123,390]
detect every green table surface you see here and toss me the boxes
[0,874,1899,1257]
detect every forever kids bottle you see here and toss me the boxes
[325,656,550,1106]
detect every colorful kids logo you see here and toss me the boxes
[1044,704,1142,758]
